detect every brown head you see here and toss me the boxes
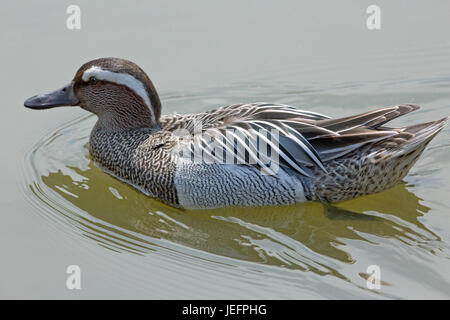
[24,57,162,130]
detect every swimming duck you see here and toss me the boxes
[24,57,447,209]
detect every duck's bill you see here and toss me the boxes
[24,82,79,109]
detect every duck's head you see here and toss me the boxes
[24,57,162,130]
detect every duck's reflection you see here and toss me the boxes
[38,148,438,275]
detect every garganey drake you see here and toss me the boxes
[25,57,448,209]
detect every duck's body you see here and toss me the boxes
[90,102,445,209]
[25,58,447,209]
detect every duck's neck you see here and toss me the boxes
[95,111,160,132]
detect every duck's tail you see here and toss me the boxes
[395,116,448,154]
[306,108,447,203]
[376,115,448,161]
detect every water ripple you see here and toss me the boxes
[21,84,450,298]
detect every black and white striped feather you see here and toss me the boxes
[160,103,421,177]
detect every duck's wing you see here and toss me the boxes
[162,103,332,176]
[162,103,421,176]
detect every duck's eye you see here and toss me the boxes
[89,76,98,84]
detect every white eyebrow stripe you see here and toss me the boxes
[82,66,154,122]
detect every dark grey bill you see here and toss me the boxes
[24,82,79,109]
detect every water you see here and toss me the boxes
[2,0,450,299]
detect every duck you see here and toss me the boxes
[24,57,448,209]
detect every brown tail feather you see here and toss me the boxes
[398,117,448,152]
[316,104,420,133]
